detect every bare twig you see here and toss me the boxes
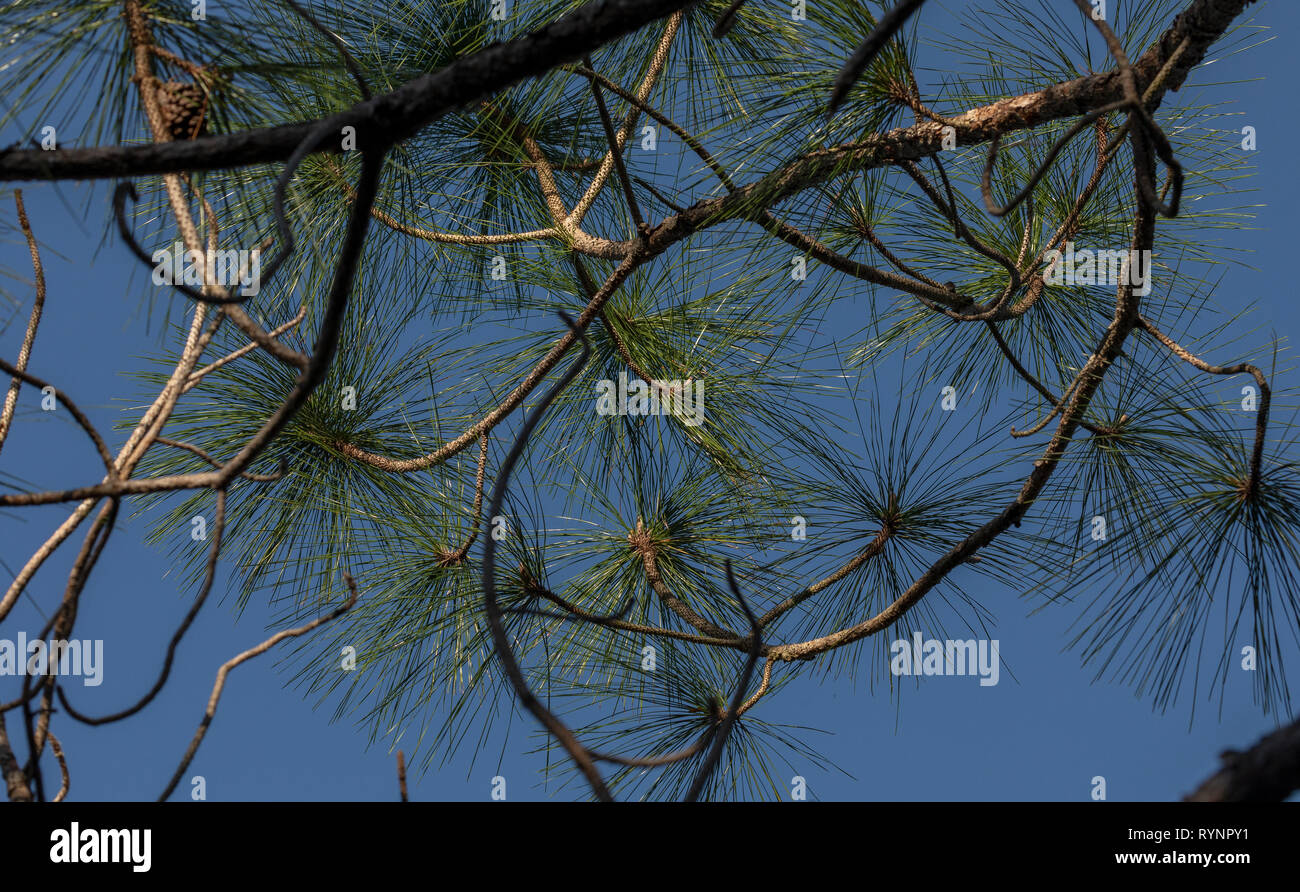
[336,249,644,472]
[0,712,32,802]
[481,311,614,800]
[1137,314,1271,500]
[184,304,308,391]
[0,190,46,457]
[0,358,119,481]
[48,732,69,802]
[153,437,288,482]
[439,433,491,565]
[58,490,228,726]
[158,574,360,801]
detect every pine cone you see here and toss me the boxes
[157,80,206,141]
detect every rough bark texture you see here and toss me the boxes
[0,0,1250,184]
[0,714,33,802]
[0,0,699,181]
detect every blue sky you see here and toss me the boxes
[0,0,1296,802]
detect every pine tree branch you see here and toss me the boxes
[0,0,703,182]
[0,191,46,458]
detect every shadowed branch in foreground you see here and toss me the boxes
[1186,715,1300,802]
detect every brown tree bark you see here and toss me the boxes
[1187,714,1300,802]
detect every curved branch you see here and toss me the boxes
[280,0,372,100]
[758,525,893,628]
[1137,314,1270,500]
[684,560,762,802]
[569,10,683,224]
[481,311,614,801]
[1071,0,1183,217]
[321,155,558,247]
[630,518,743,641]
[513,571,756,650]
[184,304,308,391]
[439,433,491,564]
[0,359,119,483]
[336,249,643,472]
[0,190,46,457]
[984,320,1110,437]
[152,437,288,482]
[113,183,252,305]
[48,732,69,802]
[158,573,360,801]
[979,101,1127,218]
[58,490,228,726]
